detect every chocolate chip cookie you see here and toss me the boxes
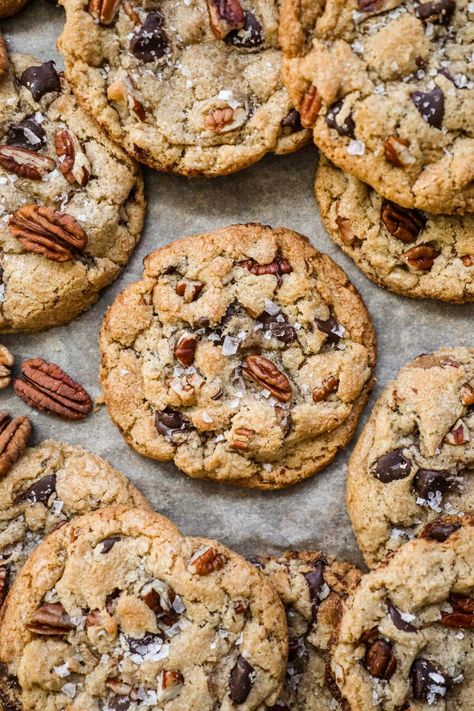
[316,157,474,302]
[57,0,308,177]
[99,223,376,489]
[255,551,361,710]
[0,50,145,332]
[0,439,150,613]
[280,0,474,214]
[0,0,28,17]
[348,348,474,567]
[0,506,288,710]
[330,515,474,710]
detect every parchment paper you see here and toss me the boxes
[2,1,473,569]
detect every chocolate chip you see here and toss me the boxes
[20,61,60,101]
[380,201,426,243]
[412,468,455,499]
[371,448,412,483]
[17,473,57,505]
[326,100,355,138]
[415,0,455,24]
[106,696,131,711]
[6,116,46,151]
[229,656,255,704]
[363,638,397,680]
[257,310,296,343]
[410,658,447,701]
[410,87,444,128]
[100,536,120,554]
[315,316,345,343]
[155,408,193,443]
[129,12,169,62]
[388,602,416,632]
[281,108,302,131]
[226,11,263,47]
[423,519,461,541]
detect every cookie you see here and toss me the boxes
[280,0,474,214]
[255,551,361,710]
[0,50,145,332]
[0,506,288,710]
[99,223,376,489]
[57,0,309,177]
[316,157,474,302]
[0,0,28,18]
[329,515,474,710]
[347,348,474,568]
[0,439,150,612]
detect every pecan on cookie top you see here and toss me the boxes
[280,0,474,214]
[99,224,376,489]
[57,0,309,176]
[348,348,474,567]
[0,51,145,333]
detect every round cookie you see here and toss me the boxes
[0,0,28,18]
[0,506,288,710]
[347,348,474,568]
[57,0,309,177]
[99,223,376,489]
[0,50,145,332]
[255,551,361,710]
[280,0,474,214]
[0,439,150,611]
[316,157,474,302]
[329,515,474,710]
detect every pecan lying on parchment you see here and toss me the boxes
[9,205,88,262]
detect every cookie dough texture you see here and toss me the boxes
[0,439,149,611]
[316,158,474,302]
[256,551,361,709]
[0,0,27,18]
[58,0,308,177]
[0,506,288,710]
[330,516,474,710]
[0,53,145,332]
[348,348,474,567]
[99,223,376,489]
[280,0,474,214]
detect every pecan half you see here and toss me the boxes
[242,355,292,402]
[0,146,56,180]
[87,0,121,24]
[54,129,91,187]
[0,345,13,390]
[190,546,225,575]
[401,244,439,271]
[312,376,339,403]
[300,85,321,128]
[27,602,75,635]
[174,334,197,367]
[204,106,247,134]
[176,280,203,302]
[9,205,88,262]
[238,255,292,281]
[14,358,92,420]
[381,201,426,243]
[206,0,244,39]
[0,35,8,78]
[230,427,254,451]
[0,412,32,477]
[363,638,397,679]
[383,135,415,167]
[0,567,9,608]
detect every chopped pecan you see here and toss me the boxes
[204,106,247,134]
[0,35,8,78]
[206,0,244,39]
[363,638,397,679]
[123,0,140,23]
[384,135,415,167]
[335,215,356,245]
[0,567,9,608]
[461,384,474,406]
[14,358,92,421]
[27,602,75,635]
[87,0,121,24]
[9,205,88,263]
[107,78,146,121]
[158,670,184,701]
[0,345,13,390]
[238,255,292,281]
[242,355,292,402]
[0,412,32,477]
[54,129,91,187]
[230,427,254,451]
[401,244,439,271]
[174,334,197,367]
[0,145,56,180]
[105,679,133,696]
[190,546,225,575]
[176,280,203,302]
[300,85,321,128]
[444,419,470,445]
[312,376,339,403]
[380,201,426,243]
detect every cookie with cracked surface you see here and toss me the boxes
[0,51,145,333]
[57,0,309,177]
[255,551,361,710]
[280,0,474,214]
[0,439,150,614]
[0,506,288,710]
[0,0,28,17]
[316,157,474,302]
[99,223,376,489]
[329,515,474,710]
[347,348,474,568]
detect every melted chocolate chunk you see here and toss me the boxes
[304,559,326,620]
[415,0,455,24]
[155,408,193,443]
[410,658,448,701]
[6,116,46,151]
[371,448,412,483]
[410,87,445,128]
[20,61,60,101]
[106,697,130,711]
[226,12,263,48]
[17,473,57,505]
[126,632,163,655]
[130,12,169,62]
[388,602,416,632]
[315,316,345,344]
[412,468,455,499]
[281,108,302,131]
[423,519,461,541]
[326,100,355,138]
[229,656,255,704]
[257,310,296,343]
[100,536,120,554]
